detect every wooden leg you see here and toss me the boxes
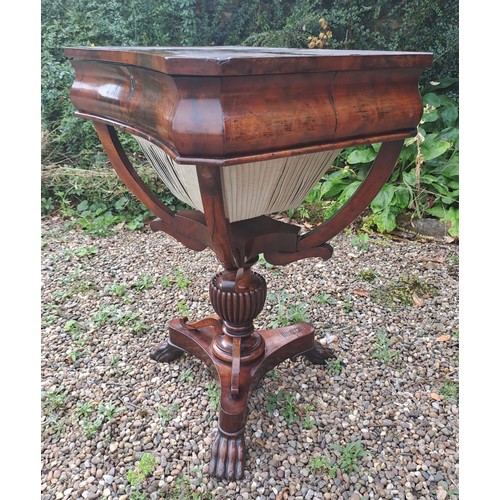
[164,318,315,480]
[149,338,184,363]
[299,341,336,365]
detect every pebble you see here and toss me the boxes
[40,219,458,499]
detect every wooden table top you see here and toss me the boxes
[64,46,432,76]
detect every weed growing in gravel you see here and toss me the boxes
[308,454,338,478]
[76,401,94,419]
[177,299,190,317]
[133,273,154,291]
[303,404,316,430]
[435,480,459,498]
[357,269,378,283]
[266,390,299,424]
[343,294,353,313]
[158,405,180,425]
[73,245,99,259]
[169,475,213,499]
[439,380,459,401]
[371,330,398,363]
[82,418,102,438]
[63,319,80,335]
[332,440,367,474]
[98,401,123,423]
[161,276,172,288]
[174,268,190,290]
[181,367,194,383]
[127,452,157,486]
[326,357,343,375]
[267,292,309,328]
[108,283,128,297]
[206,381,220,409]
[371,273,438,307]
[351,233,370,251]
[92,305,117,326]
[314,293,335,305]
[42,386,67,414]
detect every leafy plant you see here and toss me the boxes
[266,390,299,424]
[267,292,309,328]
[177,300,190,317]
[98,401,123,422]
[158,405,180,425]
[325,357,343,376]
[133,274,154,291]
[371,330,398,363]
[332,440,367,474]
[108,283,128,297]
[308,454,338,478]
[126,453,157,486]
[439,380,458,401]
[206,381,221,409]
[180,367,194,383]
[42,386,67,413]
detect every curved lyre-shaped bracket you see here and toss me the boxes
[264,139,404,265]
[94,123,211,252]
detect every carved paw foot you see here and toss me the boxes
[209,431,246,480]
[300,342,336,365]
[149,340,184,363]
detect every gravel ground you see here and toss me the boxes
[41,216,459,500]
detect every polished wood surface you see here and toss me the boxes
[65,46,431,164]
[65,46,432,481]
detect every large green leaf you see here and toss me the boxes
[371,206,398,233]
[347,148,377,164]
[426,205,459,237]
[421,134,451,161]
[370,184,395,213]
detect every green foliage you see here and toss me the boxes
[266,390,299,424]
[371,330,398,363]
[267,292,309,328]
[127,453,157,486]
[325,357,343,376]
[290,81,459,237]
[158,405,180,425]
[42,0,458,237]
[206,381,221,409]
[308,454,338,478]
[439,380,459,401]
[332,440,367,474]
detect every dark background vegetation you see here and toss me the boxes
[41,0,459,237]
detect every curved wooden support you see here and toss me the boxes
[94,123,211,251]
[94,123,176,223]
[298,139,404,251]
